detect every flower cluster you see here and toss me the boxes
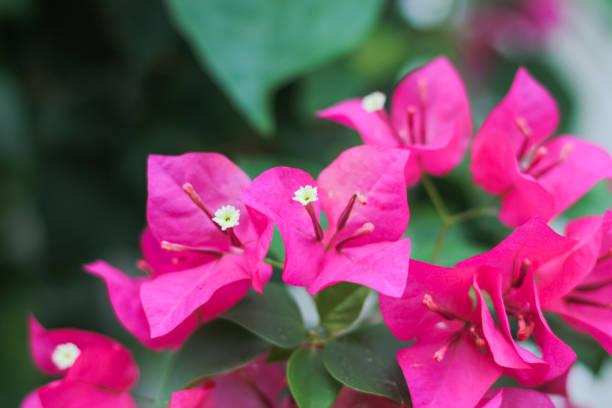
[23,57,612,408]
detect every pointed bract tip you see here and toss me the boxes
[137,260,153,275]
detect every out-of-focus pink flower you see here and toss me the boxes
[243,145,411,296]
[475,388,555,408]
[470,69,612,226]
[200,354,293,408]
[463,0,562,77]
[22,316,139,408]
[87,153,273,345]
[318,57,472,186]
[458,218,577,386]
[379,261,505,408]
[543,210,612,355]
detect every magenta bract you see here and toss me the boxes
[470,68,612,226]
[243,145,411,296]
[318,57,472,186]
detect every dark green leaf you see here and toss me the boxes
[315,282,370,333]
[266,346,295,363]
[166,0,384,134]
[322,323,411,404]
[288,348,341,408]
[221,283,308,348]
[156,319,268,407]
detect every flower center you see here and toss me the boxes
[516,313,535,342]
[292,186,372,250]
[398,78,429,146]
[361,91,386,112]
[212,205,240,231]
[514,117,574,179]
[293,185,324,241]
[52,342,81,370]
[422,293,487,361]
[510,258,532,289]
[159,183,244,255]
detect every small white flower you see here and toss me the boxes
[212,205,240,230]
[52,342,81,370]
[361,91,386,112]
[293,185,318,206]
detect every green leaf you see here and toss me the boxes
[287,348,341,408]
[156,319,268,407]
[315,282,370,333]
[322,323,411,404]
[221,283,308,348]
[166,0,384,134]
[266,346,295,363]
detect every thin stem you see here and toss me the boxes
[154,351,177,408]
[421,175,496,263]
[421,174,450,223]
[263,258,284,269]
[449,206,496,224]
[430,223,449,264]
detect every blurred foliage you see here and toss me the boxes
[1,0,610,405]
[168,0,384,134]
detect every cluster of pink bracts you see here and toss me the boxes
[24,57,612,408]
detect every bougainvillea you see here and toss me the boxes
[23,58,612,408]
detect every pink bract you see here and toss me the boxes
[202,354,293,408]
[318,57,472,186]
[475,388,555,408]
[87,153,273,343]
[169,384,214,408]
[458,218,578,385]
[379,261,504,408]
[23,316,139,408]
[470,68,612,226]
[242,145,411,296]
[543,210,612,355]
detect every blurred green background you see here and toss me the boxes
[2,0,612,406]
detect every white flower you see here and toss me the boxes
[212,205,240,230]
[52,342,81,370]
[293,185,318,206]
[361,91,386,112]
